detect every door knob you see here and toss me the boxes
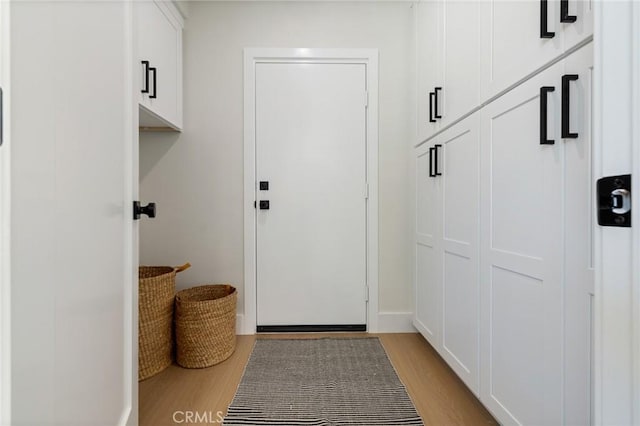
[133,201,156,220]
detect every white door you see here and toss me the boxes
[563,43,594,426]
[9,2,135,425]
[255,63,368,329]
[414,140,442,347]
[480,0,563,99]
[480,61,564,425]
[416,0,442,144]
[440,1,480,128]
[439,113,480,396]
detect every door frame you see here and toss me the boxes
[243,48,379,335]
[594,1,640,424]
[0,0,10,424]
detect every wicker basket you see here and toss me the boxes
[175,285,237,368]
[138,263,191,381]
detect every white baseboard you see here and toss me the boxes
[236,314,251,335]
[376,312,416,333]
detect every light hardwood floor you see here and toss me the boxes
[139,333,497,425]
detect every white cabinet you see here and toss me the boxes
[415,0,480,145]
[479,43,593,425]
[416,0,442,143]
[414,42,594,425]
[480,0,593,100]
[137,0,183,130]
[479,60,565,426]
[414,140,442,347]
[414,113,481,395]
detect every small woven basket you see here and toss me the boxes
[138,263,190,381]
[175,285,237,368]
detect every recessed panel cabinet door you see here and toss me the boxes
[480,61,564,426]
[416,0,442,144]
[440,1,480,128]
[414,141,442,348]
[439,114,480,396]
[480,0,563,100]
[562,43,594,426]
[137,0,182,129]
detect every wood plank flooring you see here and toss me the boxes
[139,333,497,425]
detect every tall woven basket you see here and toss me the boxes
[175,285,237,368]
[138,263,191,381]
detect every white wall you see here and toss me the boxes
[140,1,415,320]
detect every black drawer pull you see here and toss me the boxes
[540,0,555,38]
[540,86,555,145]
[562,74,579,138]
[141,60,150,94]
[561,0,577,23]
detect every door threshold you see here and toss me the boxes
[257,324,367,333]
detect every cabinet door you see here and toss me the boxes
[440,1,481,128]
[562,0,594,51]
[137,1,182,129]
[438,113,480,395]
[480,61,564,425]
[416,0,442,144]
[414,141,442,348]
[480,0,563,100]
[562,43,594,426]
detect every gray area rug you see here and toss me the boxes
[223,338,424,425]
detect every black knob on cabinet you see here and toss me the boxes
[133,201,156,220]
[259,200,270,210]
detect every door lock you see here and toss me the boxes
[133,201,156,220]
[597,174,631,227]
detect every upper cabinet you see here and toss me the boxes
[416,0,480,145]
[137,1,184,131]
[416,0,443,144]
[480,0,593,100]
[416,0,593,145]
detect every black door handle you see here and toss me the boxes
[562,74,579,138]
[561,0,577,23]
[434,144,442,176]
[429,92,436,123]
[428,147,435,177]
[141,60,150,94]
[149,67,157,99]
[540,0,555,38]
[259,200,270,210]
[540,86,555,145]
[133,201,156,220]
[434,87,442,119]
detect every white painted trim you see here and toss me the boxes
[124,1,138,425]
[243,48,379,334]
[235,314,247,336]
[0,1,10,424]
[593,1,638,425]
[377,313,415,333]
[632,2,640,423]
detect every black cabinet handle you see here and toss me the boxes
[540,86,555,145]
[141,61,150,94]
[429,92,436,123]
[434,144,442,176]
[562,74,579,138]
[561,0,577,23]
[429,147,435,177]
[149,67,157,99]
[540,0,555,38]
[434,87,442,119]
